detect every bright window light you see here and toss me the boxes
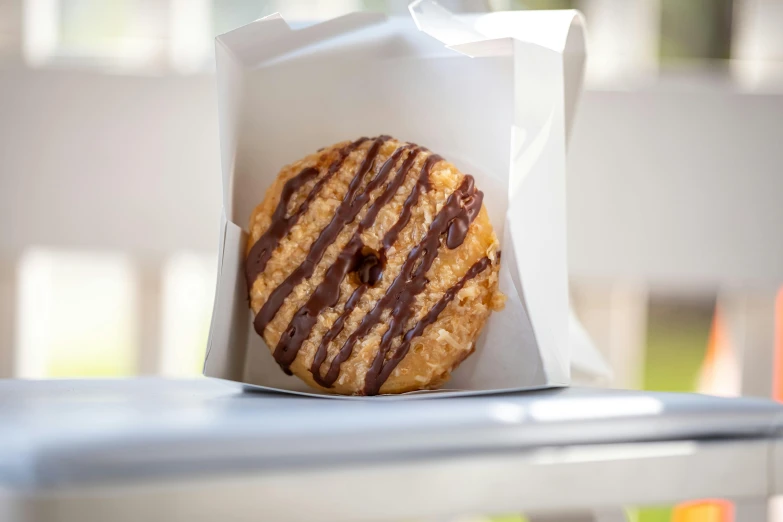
[159,252,217,377]
[22,0,168,71]
[266,0,363,22]
[169,0,212,74]
[22,0,59,67]
[16,249,137,378]
[531,441,696,465]
[529,396,664,422]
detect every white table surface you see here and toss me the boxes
[1,378,782,521]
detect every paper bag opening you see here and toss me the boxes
[204,1,587,399]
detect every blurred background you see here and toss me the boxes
[0,1,782,519]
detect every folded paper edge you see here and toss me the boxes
[236,379,563,400]
[215,11,387,68]
[215,12,388,223]
[203,213,229,370]
[409,1,586,143]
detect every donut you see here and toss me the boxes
[245,136,504,395]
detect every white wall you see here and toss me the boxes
[2,68,782,288]
[0,68,221,257]
[568,84,783,288]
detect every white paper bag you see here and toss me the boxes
[203,1,587,399]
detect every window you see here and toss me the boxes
[16,249,137,378]
[159,252,217,377]
[23,0,169,70]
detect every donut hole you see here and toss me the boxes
[352,245,384,286]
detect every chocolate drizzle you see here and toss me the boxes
[445,174,483,249]
[253,136,390,341]
[320,174,484,393]
[309,147,423,386]
[271,142,409,372]
[256,138,395,362]
[244,167,317,290]
[249,137,491,394]
[365,255,492,396]
[381,154,442,252]
[245,138,368,291]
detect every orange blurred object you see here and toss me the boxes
[674,305,739,522]
[672,499,734,522]
[697,305,739,396]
